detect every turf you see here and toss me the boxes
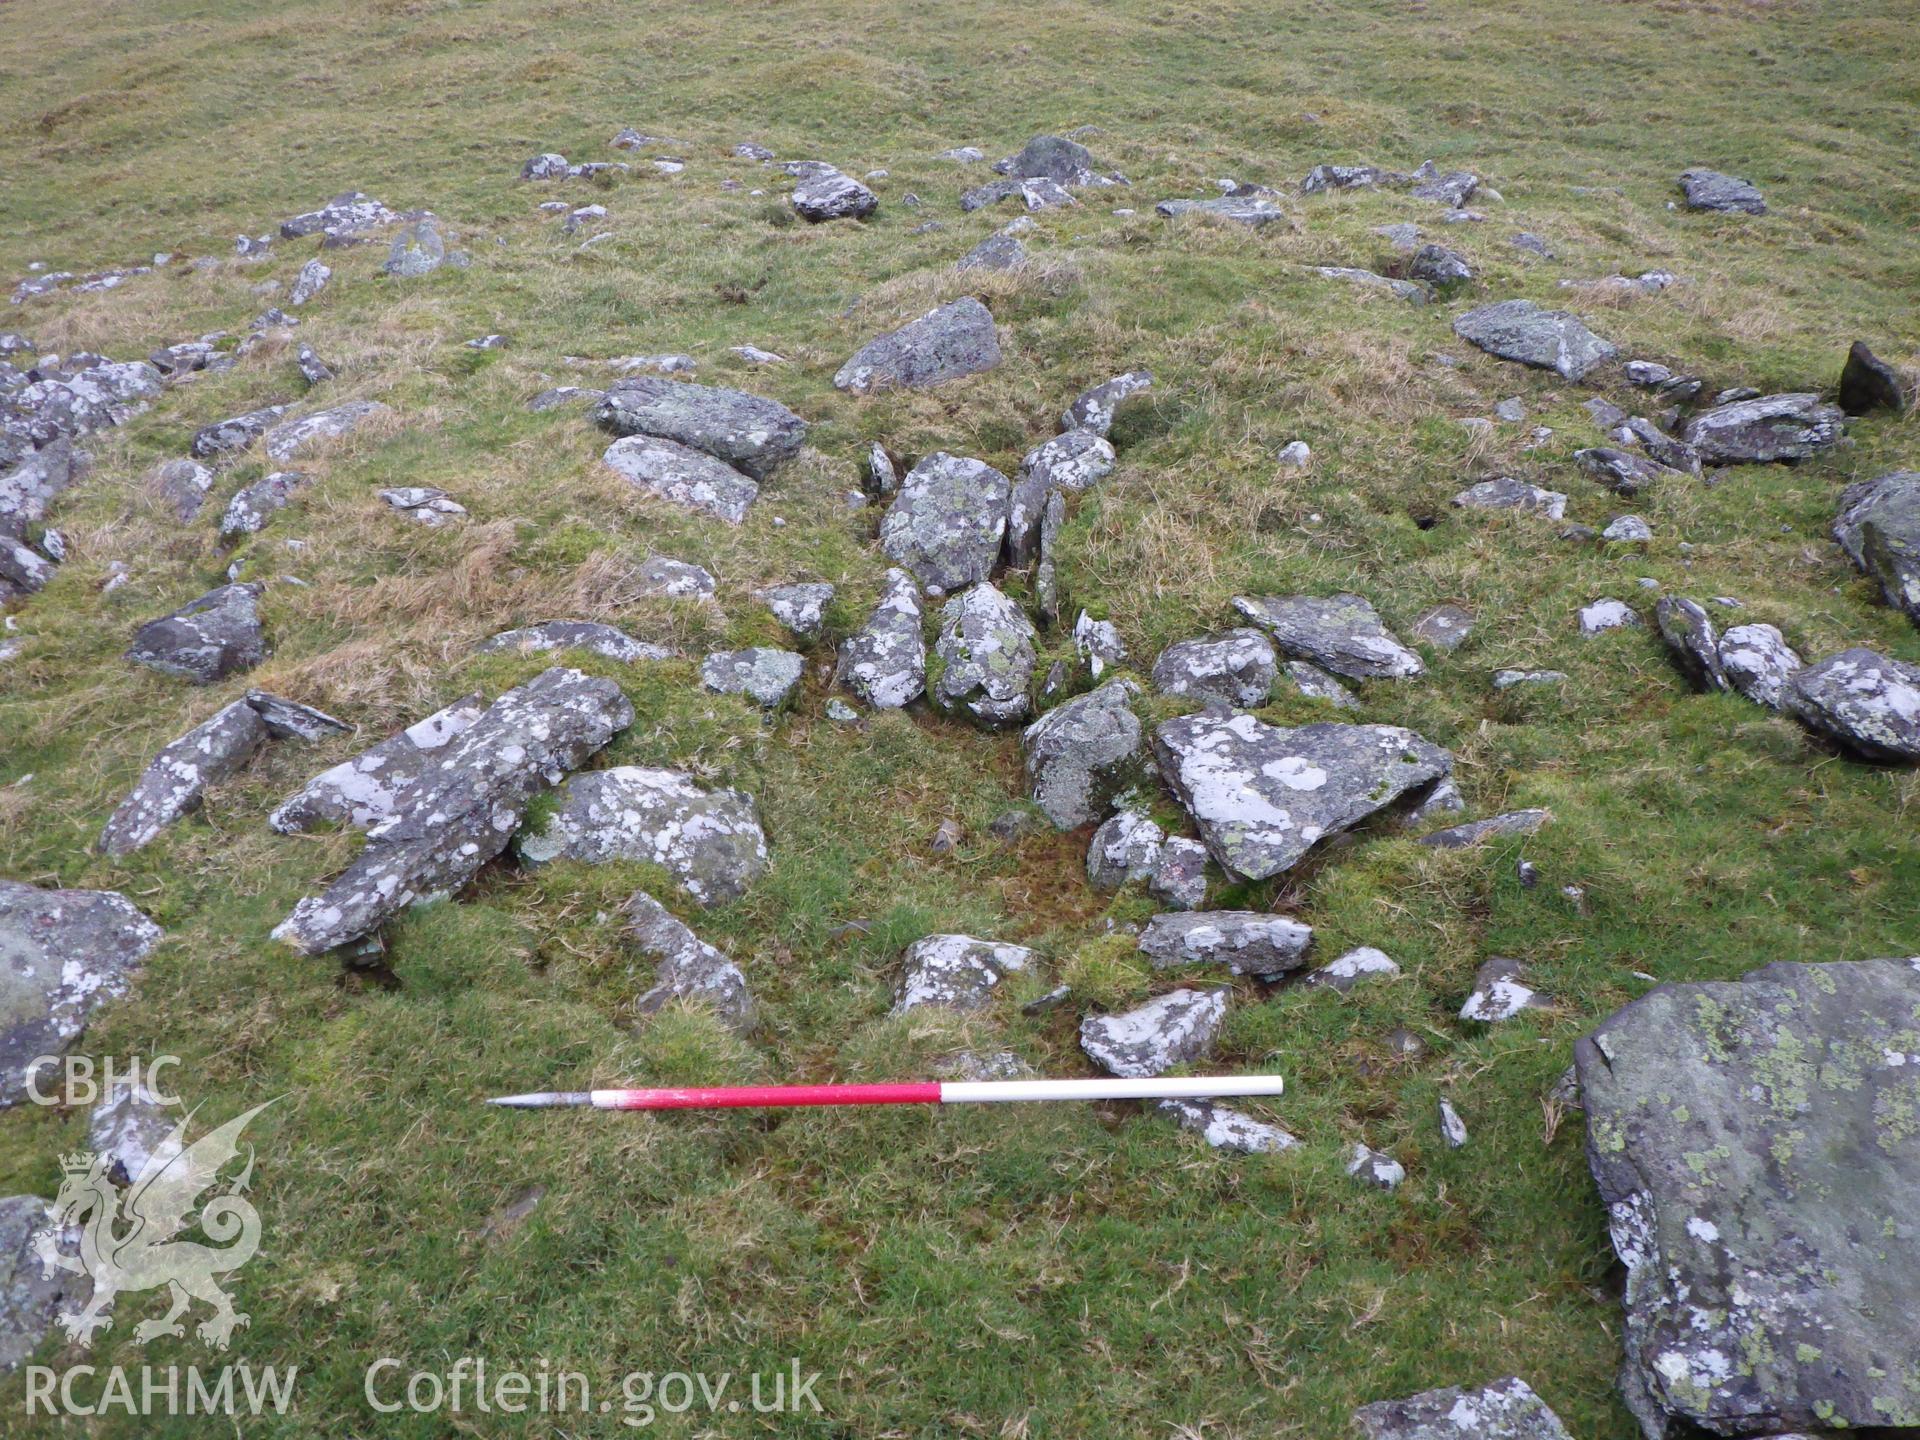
[2,0,1918,1434]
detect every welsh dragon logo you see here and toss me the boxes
[35,1101,275,1350]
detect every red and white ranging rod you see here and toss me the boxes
[487,1075,1286,1112]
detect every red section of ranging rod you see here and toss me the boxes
[601,1082,943,1110]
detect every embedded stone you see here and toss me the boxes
[1079,988,1228,1078]
[1232,592,1424,680]
[1138,911,1312,978]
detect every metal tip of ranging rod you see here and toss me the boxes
[485,1091,594,1108]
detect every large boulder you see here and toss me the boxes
[834,298,1002,394]
[1154,712,1451,879]
[98,700,270,856]
[0,437,82,538]
[791,168,878,222]
[595,376,807,481]
[273,668,633,953]
[834,569,926,709]
[271,692,485,833]
[1,881,161,1107]
[1680,394,1844,465]
[999,134,1104,184]
[1080,988,1227,1077]
[1354,1378,1573,1440]
[517,764,767,906]
[1832,470,1920,625]
[625,891,753,1032]
[879,451,1010,592]
[1231,592,1424,680]
[1677,168,1766,215]
[1575,447,1684,497]
[1020,429,1114,493]
[1576,958,1920,1435]
[602,434,759,523]
[931,582,1037,725]
[1022,679,1142,828]
[1452,300,1616,381]
[1138,911,1312,979]
[1784,647,1920,761]
[1151,629,1277,707]
[125,582,266,684]
[1654,596,1803,710]
[892,934,1034,1014]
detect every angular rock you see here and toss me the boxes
[1,438,83,538]
[1493,668,1567,690]
[1086,810,1163,890]
[148,458,216,522]
[1412,604,1474,653]
[1453,300,1616,381]
[1154,711,1451,880]
[1837,340,1907,416]
[602,434,758,523]
[1022,679,1142,828]
[1416,809,1550,848]
[1072,610,1125,676]
[1718,624,1802,709]
[701,647,804,708]
[243,691,349,741]
[1409,243,1472,285]
[1579,597,1637,634]
[275,669,633,952]
[1063,370,1152,437]
[1156,196,1288,226]
[263,401,391,462]
[892,934,1034,1014]
[1148,835,1209,909]
[1680,394,1844,466]
[956,232,1026,273]
[125,582,265,684]
[98,700,270,855]
[220,469,308,538]
[477,620,671,665]
[1576,446,1683,498]
[1000,134,1103,183]
[289,259,331,306]
[880,451,1010,592]
[1438,1097,1469,1149]
[1034,489,1065,625]
[1832,470,1920,625]
[1158,1098,1297,1153]
[1603,514,1652,543]
[1304,946,1402,994]
[931,582,1037,725]
[0,1195,88,1370]
[757,582,833,641]
[1410,161,1479,206]
[1283,660,1360,709]
[1080,987,1227,1078]
[1301,163,1396,193]
[1347,1144,1406,1190]
[1459,957,1549,1022]
[1022,429,1115,493]
[834,298,1001,394]
[625,891,753,1032]
[835,568,925,709]
[1576,958,1920,1435]
[1452,476,1567,519]
[0,534,55,599]
[595,375,805,482]
[270,692,486,833]
[1784,647,1920,761]
[1139,911,1312,979]
[1314,266,1429,304]
[1150,629,1276,707]
[383,220,449,278]
[528,385,604,413]
[1231,592,1424,680]
[87,1080,181,1187]
[280,191,397,239]
[191,404,289,460]
[791,169,878,222]
[1677,167,1766,215]
[1,880,161,1107]
[1355,1378,1573,1440]
[295,344,334,385]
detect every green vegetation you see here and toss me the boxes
[2,0,1917,1434]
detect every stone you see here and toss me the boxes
[1579,598,1637,634]
[1155,196,1289,226]
[596,375,806,482]
[1300,163,1397,193]
[1677,167,1766,215]
[379,486,466,525]
[608,353,697,375]
[834,298,1001,393]
[880,451,1010,592]
[288,259,331,306]
[1232,592,1424,680]
[1783,647,1920,761]
[1719,625,1802,709]
[1283,660,1359,709]
[791,169,878,222]
[937,1051,1033,1082]
[1086,810,1164,890]
[1158,1097,1297,1153]
[956,232,1026,273]
[279,191,397,239]
[148,341,216,375]
[1148,836,1210,910]
[1492,397,1526,423]
[1354,1377,1573,1440]
[757,582,833,641]
[1410,160,1479,206]
[1073,611,1124,678]
[1004,471,1052,569]
[1277,439,1312,467]
[1459,957,1549,1022]
[625,891,753,1032]
[1492,669,1567,690]
[1080,988,1228,1078]
[220,469,308,538]
[1347,1144,1405,1190]
[529,386,605,415]
[1022,679,1142,828]
[601,434,758,523]
[1,880,161,1107]
[125,582,265,684]
[1151,629,1276,707]
[0,1194,89,1371]
[1139,911,1312,978]
[1000,133,1105,183]
[932,582,1038,726]
[1603,515,1653,543]
[242,691,348,742]
[892,935,1034,1014]
[730,344,785,366]
[383,220,450,277]
[87,1079,181,1188]
[1412,604,1474,652]
[1453,300,1616,381]
[1837,340,1907,415]
[730,140,774,160]
[1154,711,1451,880]
[1019,177,1076,211]
[1313,266,1429,304]
[1679,394,1844,466]
[270,693,486,833]
[98,700,270,855]
[939,146,985,163]
[1575,958,1920,1435]
[521,153,569,180]
[0,438,82,539]
[263,401,390,462]
[1438,1098,1469,1149]
[867,443,899,497]
[1034,489,1065,625]
[295,344,334,385]
[701,648,804,708]
[1832,470,1920,625]
[1416,809,1551,848]
[1452,476,1568,519]
[1576,444,1685,498]
[1409,244,1472,285]
[190,403,289,459]
[1022,429,1115,493]
[1374,222,1422,252]
[0,535,55,599]
[562,206,605,236]
[834,568,925,709]
[1063,370,1153,437]
[148,458,216,522]
[476,620,670,665]
[1304,946,1401,993]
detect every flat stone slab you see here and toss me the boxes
[0,1195,88,1372]
[262,401,391,462]
[271,692,485,833]
[1232,593,1424,680]
[1154,712,1451,880]
[1063,370,1152,437]
[1833,470,1920,625]
[1677,168,1765,215]
[892,934,1034,1014]
[1151,629,1277,708]
[1680,393,1844,466]
[99,699,270,855]
[879,451,1010,593]
[1416,809,1551,849]
[1159,1098,1297,1153]
[477,620,672,664]
[1155,196,1288,226]
[595,376,806,481]
[1784,647,1920,761]
[1080,987,1227,1078]
[792,169,878,222]
[757,582,833,640]
[1355,1377,1573,1440]
[1453,300,1616,381]
[602,434,760,522]
[125,582,266,684]
[834,568,925,709]
[1453,476,1567,519]
[1576,958,1920,1435]
[701,647,804,707]
[834,298,1001,393]
[1138,911,1313,978]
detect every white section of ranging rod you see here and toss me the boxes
[938,1076,1287,1104]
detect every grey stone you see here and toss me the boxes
[1784,647,1920,761]
[1374,223,1422,253]
[1005,470,1053,568]
[1080,987,1227,1078]
[628,555,714,600]
[1313,266,1429,304]
[1677,167,1766,215]
[1493,397,1527,423]
[1158,1098,1298,1153]
[1,880,161,1108]
[1355,1377,1573,1440]
[834,568,925,709]
[792,169,878,222]
[1680,394,1844,466]
[1300,163,1397,193]
[288,259,331,306]
[1304,945,1401,994]
[1579,597,1638,634]
[220,469,308,538]
[756,582,833,641]
[1063,370,1152,437]
[1022,429,1115,492]
[379,486,466,525]
[1409,244,1472,285]
[87,1079,181,1187]
[595,375,806,481]
[477,620,671,665]
[0,535,55,599]
[270,692,485,833]
[1719,625,1802,710]
[1453,300,1616,381]
[125,582,265,684]
[0,1195,89,1372]
[1232,592,1424,680]
[834,298,1001,394]
[1459,957,1549,1021]
[1412,604,1474,652]
[521,153,569,180]
[295,344,334,385]
[1282,660,1360,710]
[148,341,216,375]
[701,647,804,708]
[1452,476,1568,519]
[1833,470,1920,625]
[1575,446,1682,497]
[1072,611,1125,678]
[99,700,270,855]
[893,934,1033,1014]
[1000,134,1104,183]
[1603,515,1653,543]
[190,404,289,459]
[1575,958,1920,1435]
[602,434,758,523]
[242,691,349,742]
[383,220,449,277]
[1416,809,1551,849]
[1148,836,1210,909]
[956,232,1026,273]
[1618,416,1702,475]
[1034,489,1065,625]
[1139,910,1312,978]
[880,451,1010,592]
[280,191,396,238]
[1492,669,1567,690]
[1410,161,1479,206]
[1156,197,1289,226]
[867,443,898,497]
[1438,1097,1469,1149]
[263,401,390,463]
[1151,629,1276,707]
[1022,679,1142,828]
[1019,177,1077,211]
[147,458,216,523]
[933,582,1037,726]
[1086,810,1163,890]
[1347,1144,1406,1189]
[1154,711,1451,880]
[1,438,82,539]
[1838,340,1907,416]
[528,386,605,413]
[625,891,753,1032]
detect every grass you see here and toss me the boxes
[3,0,1919,1434]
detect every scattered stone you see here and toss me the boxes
[608,354,696,376]
[190,403,289,459]
[125,582,265,684]
[0,535,55,599]
[1410,161,1479,206]
[1034,489,1065,625]
[1304,946,1401,994]
[1784,647,1920,760]
[628,555,714,600]
[1832,470,1920,625]
[1718,624,1802,709]
[1151,629,1276,707]
[1578,597,1637,634]
[938,1050,1034,1081]
[1602,514,1652,543]
[477,620,670,665]
[1156,196,1289,225]
[98,699,270,855]
[1022,679,1142,828]
[240,691,348,743]
[383,220,451,278]
[792,168,878,222]
[1086,810,1164,890]
[730,345,784,366]
[1080,988,1228,1078]
[280,191,396,239]
[997,133,1108,183]
[932,582,1038,725]
[1347,1144,1405,1190]
[625,891,753,1032]
[1436,1097,1470,1149]
[1300,163,1396,193]
[1277,439,1312,467]
[880,451,1010,592]
[148,458,216,522]
[1139,911,1312,978]
[834,297,1001,393]
[596,375,806,481]
[87,1080,180,1187]
[1072,611,1124,678]
[956,231,1026,273]
[1232,592,1424,679]
[1412,604,1474,652]
[1492,669,1567,690]
[1459,957,1549,1021]
[701,647,804,708]
[1837,340,1907,416]
[1,880,161,1106]
[295,344,334,385]
[835,568,925,709]
[1677,167,1766,215]
[939,146,985,164]
[1159,1098,1297,1153]
[1452,476,1568,519]
[1453,300,1616,381]
[1022,429,1115,493]
[1354,1377,1573,1440]
[1416,809,1550,848]
[1492,397,1526,423]
[379,486,466,525]
[220,469,308,538]
[1147,836,1209,910]
[930,818,963,854]
[1713,386,1762,406]
[263,401,391,462]
[756,582,833,641]
[893,934,1033,1014]
[1154,711,1451,880]
[1409,243,1472,285]
[1282,660,1359,709]
[1510,231,1555,259]
[522,153,570,180]
[1680,393,1844,465]
[1063,370,1153,438]
[1374,222,1421,252]
[1313,266,1429,304]
[866,443,898,498]
[602,434,759,523]
[1574,446,1681,497]
[288,259,331,306]
[271,692,485,833]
